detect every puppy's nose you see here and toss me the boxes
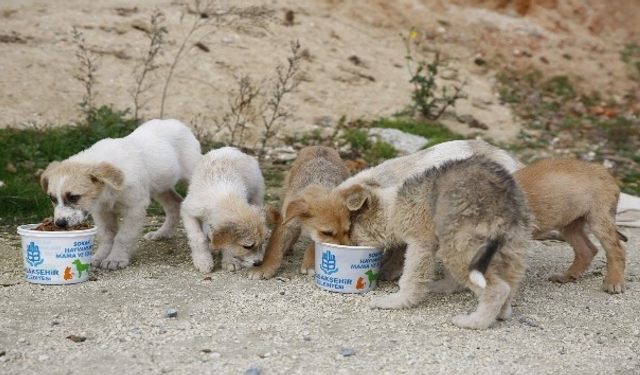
[253,260,263,267]
[54,218,68,228]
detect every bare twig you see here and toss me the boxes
[132,9,167,124]
[213,76,261,146]
[257,40,302,161]
[72,26,98,122]
[159,0,273,118]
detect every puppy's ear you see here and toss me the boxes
[40,161,60,192]
[341,184,370,212]
[211,224,238,250]
[90,163,124,191]
[283,199,309,225]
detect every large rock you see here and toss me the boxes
[367,127,429,155]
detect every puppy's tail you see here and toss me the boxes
[468,237,505,289]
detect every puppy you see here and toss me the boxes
[514,158,627,293]
[292,139,524,280]
[247,146,350,279]
[342,156,532,330]
[40,119,201,270]
[181,147,267,273]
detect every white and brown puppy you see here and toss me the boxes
[515,157,627,293]
[291,139,524,280]
[248,146,350,279]
[40,119,202,270]
[342,156,532,330]
[181,147,267,273]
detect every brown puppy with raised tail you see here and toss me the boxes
[343,156,532,330]
[514,157,627,293]
[248,146,350,279]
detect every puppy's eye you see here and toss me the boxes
[242,244,255,250]
[65,193,81,204]
[321,230,335,237]
[49,195,58,204]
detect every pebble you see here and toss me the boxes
[340,347,356,357]
[246,366,262,375]
[38,354,49,362]
[166,308,178,318]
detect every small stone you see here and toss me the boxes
[597,336,607,344]
[559,347,567,355]
[66,335,86,343]
[340,347,356,357]
[38,354,49,362]
[166,308,178,318]
[246,366,262,375]
[518,316,543,329]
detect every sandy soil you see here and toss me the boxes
[1,223,639,375]
[1,0,638,144]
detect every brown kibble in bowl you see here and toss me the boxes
[33,217,93,231]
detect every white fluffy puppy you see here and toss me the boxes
[181,147,267,273]
[40,119,202,270]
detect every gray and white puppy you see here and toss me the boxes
[341,156,532,330]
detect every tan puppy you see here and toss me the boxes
[291,139,524,280]
[343,156,532,329]
[514,158,627,293]
[181,147,267,273]
[40,119,201,270]
[248,146,350,279]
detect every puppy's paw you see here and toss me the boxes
[549,273,578,284]
[91,256,107,268]
[602,279,625,294]
[100,258,130,270]
[192,258,214,273]
[451,314,493,330]
[222,258,243,272]
[300,265,315,276]
[497,304,512,320]
[369,293,413,310]
[144,230,173,241]
[247,266,277,280]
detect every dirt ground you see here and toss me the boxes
[1,0,639,144]
[2,1,640,374]
[1,223,639,375]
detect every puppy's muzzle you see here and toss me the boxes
[55,218,69,228]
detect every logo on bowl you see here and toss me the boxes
[26,241,44,267]
[320,250,339,275]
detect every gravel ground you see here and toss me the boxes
[1,224,639,375]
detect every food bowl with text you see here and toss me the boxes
[17,224,97,285]
[314,242,383,293]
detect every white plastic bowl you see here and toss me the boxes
[17,224,97,285]
[314,242,383,293]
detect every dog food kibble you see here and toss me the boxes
[166,308,178,318]
[33,217,93,231]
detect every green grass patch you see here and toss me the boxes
[373,117,463,148]
[0,106,137,223]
